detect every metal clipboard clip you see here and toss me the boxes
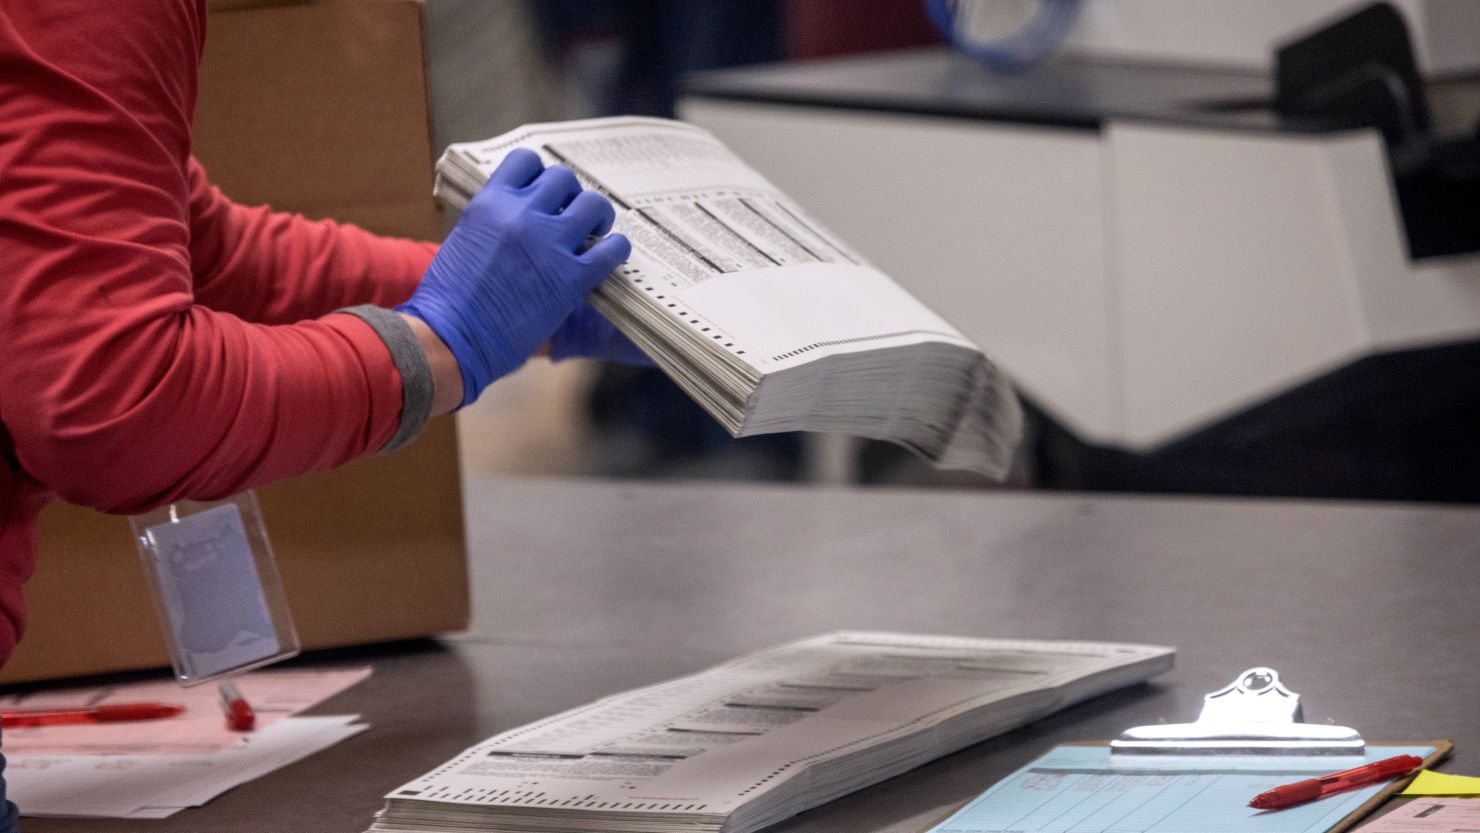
[1111,667,1365,756]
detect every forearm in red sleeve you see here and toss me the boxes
[6,299,407,515]
[0,0,420,515]
[3,204,410,513]
[187,158,438,324]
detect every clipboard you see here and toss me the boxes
[919,668,1453,833]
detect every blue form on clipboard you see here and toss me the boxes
[927,744,1438,833]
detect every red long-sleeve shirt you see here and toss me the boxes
[0,1,438,668]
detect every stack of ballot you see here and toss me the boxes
[2,667,371,819]
[367,632,1174,833]
[435,117,1022,479]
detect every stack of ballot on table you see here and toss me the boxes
[434,117,1023,479]
[367,632,1174,833]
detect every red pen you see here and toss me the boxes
[1,702,184,728]
[218,681,255,732]
[1249,754,1424,810]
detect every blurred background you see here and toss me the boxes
[247,0,1480,501]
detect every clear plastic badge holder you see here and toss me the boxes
[129,491,299,686]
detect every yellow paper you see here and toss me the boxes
[1401,770,1480,796]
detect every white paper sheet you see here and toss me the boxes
[8,715,366,818]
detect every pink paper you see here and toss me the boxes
[0,666,371,755]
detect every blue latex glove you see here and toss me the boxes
[550,304,653,367]
[397,148,632,407]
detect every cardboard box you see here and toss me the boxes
[7,0,467,684]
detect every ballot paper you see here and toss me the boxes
[1357,798,1480,832]
[7,715,366,818]
[924,744,1438,833]
[367,632,1173,833]
[435,117,1022,478]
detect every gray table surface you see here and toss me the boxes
[27,477,1480,832]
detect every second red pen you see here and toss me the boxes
[1249,754,1425,810]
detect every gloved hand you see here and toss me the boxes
[550,303,653,367]
[397,148,632,407]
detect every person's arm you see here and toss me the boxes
[186,159,439,323]
[185,162,647,386]
[405,315,464,415]
[0,0,419,513]
[184,163,465,411]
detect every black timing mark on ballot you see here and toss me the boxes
[772,200,859,265]
[634,208,724,273]
[738,198,823,261]
[693,202,783,267]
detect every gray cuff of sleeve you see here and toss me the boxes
[340,305,434,454]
